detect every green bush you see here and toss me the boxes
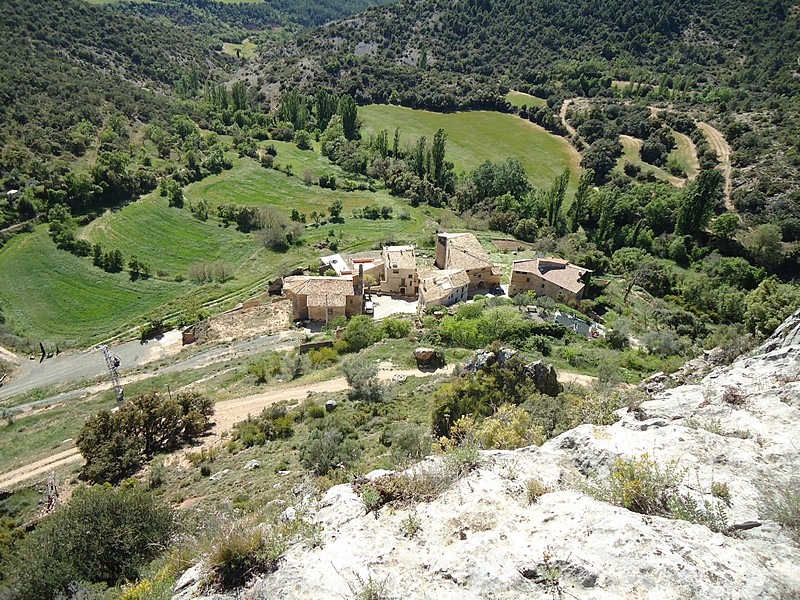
[300,427,361,475]
[343,359,390,403]
[341,316,382,352]
[77,391,213,483]
[309,346,338,367]
[7,483,174,600]
[207,521,286,590]
[586,454,728,532]
[381,318,412,339]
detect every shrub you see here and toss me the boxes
[443,442,481,478]
[400,511,422,538]
[341,316,383,352]
[309,346,338,367]
[711,482,731,504]
[300,427,361,475]
[381,318,412,339]
[343,359,390,403]
[763,479,800,541]
[473,404,546,450]
[207,521,284,590]
[361,485,382,512]
[280,352,310,381]
[307,404,326,419]
[586,454,728,531]
[77,391,213,483]
[721,387,746,406]
[7,483,174,600]
[384,423,429,460]
[525,478,551,504]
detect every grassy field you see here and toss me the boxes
[669,132,700,180]
[359,105,580,190]
[0,227,187,346]
[222,39,258,60]
[506,91,547,108]
[618,135,684,187]
[82,193,257,276]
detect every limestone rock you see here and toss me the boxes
[244,460,260,470]
[175,313,800,600]
[464,347,561,396]
[244,329,800,599]
[756,308,800,354]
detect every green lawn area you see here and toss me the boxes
[185,156,380,214]
[185,156,441,252]
[0,227,186,346]
[222,38,258,60]
[506,91,547,108]
[359,104,580,191]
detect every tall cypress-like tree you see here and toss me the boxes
[338,94,358,140]
[676,170,722,237]
[568,168,595,232]
[315,89,338,132]
[432,128,447,188]
[414,136,427,179]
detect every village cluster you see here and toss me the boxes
[281,232,591,323]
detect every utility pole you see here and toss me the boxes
[99,345,124,402]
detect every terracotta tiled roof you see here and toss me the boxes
[439,233,493,270]
[511,258,590,294]
[383,245,416,270]
[420,269,469,303]
[283,276,356,307]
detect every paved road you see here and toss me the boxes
[0,330,304,409]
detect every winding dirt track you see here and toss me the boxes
[560,99,578,138]
[696,122,734,211]
[0,366,455,488]
[0,364,596,488]
[0,447,82,490]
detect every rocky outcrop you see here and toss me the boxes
[174,316,800,599]
[756,308,800,354]
[463,347,561,396]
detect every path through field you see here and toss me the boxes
[0,362,596,488]
[0,447,82,490]
[696,122,734,211]
[559,99,578,138]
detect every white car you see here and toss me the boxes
[364,300,374,315]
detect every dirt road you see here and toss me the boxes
[696,122,733,211]
[0,447,82,490]
[0,363,597,488]
[206,366,454,444]
[0,365,454,487]
[560,99,578,138]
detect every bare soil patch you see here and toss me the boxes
[493,239,536,252]
[206,299,293,342]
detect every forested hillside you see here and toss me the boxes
[267,0,798,107]
[110,0,396,31]
[0,0,227,195]
[256,0,799,253]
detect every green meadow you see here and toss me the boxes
[0,105,577,348]
[505,91,548,108]
[0,227,185,346]
[359,104,580,190]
